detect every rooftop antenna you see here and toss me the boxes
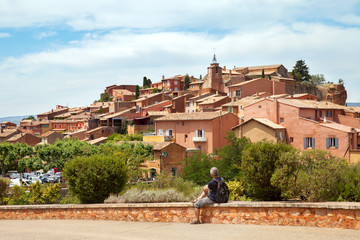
[212,48,217,63]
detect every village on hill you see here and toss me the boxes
[1,56,359,176]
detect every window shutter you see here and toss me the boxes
[335,138,339,148]
[202,130,205,137]
[195,130,198,137]
[303,138,307,148]
[312,138,315,148]
[326,138,330,149]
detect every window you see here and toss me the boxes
[191,85,194,88]
[198,145,202,151]
[196,130,204,137]
[158,129,163,136]
[182,121,185,126]
[236,90,241,97]
[319,110,323,118]
[166,129,173,136]
[175,81,178,85]
[280,118,284,123]
[258,105,262,108]
[228,107,233,113]
[64,124,66,127]
[171,167,177,176]
[175,87,178,91]
[326,137,338,148]
[290,137,294,143]
[326,110,333,117]
[304,137,315,149]
[279,132,283,141]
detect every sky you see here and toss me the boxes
[1,0,360,117]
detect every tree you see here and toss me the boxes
[135,85,140,99]
[184,75,190,90]
[240,140,295,201]
[181,152,214,186]
[143,77,152,89]
[98,91,112,102]
[199,74,202,80]
[0,143,33,177]
[311,74,326,85]
[23,115,35,120]
[261,69,265,78]
[63,153,128,203]
[292,60,311,82]
[338,79,344,84]
[215,133,251,181]
[271,150,347,201]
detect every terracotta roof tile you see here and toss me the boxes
[155,111,230,121]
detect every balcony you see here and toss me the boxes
[192,136,207,142]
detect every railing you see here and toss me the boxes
[192,136,207,142]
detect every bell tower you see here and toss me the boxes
[201,54,225,93]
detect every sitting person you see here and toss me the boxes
[191,167,222,224]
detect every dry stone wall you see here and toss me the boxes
[1,202,360,230]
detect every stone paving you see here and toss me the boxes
[0,220,359,240]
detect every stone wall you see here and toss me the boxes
[1,202,360,229]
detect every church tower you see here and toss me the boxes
[201,54,226,94]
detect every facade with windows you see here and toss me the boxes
[242,98,360,161]
[155,112,239,154]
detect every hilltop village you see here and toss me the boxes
[1,56,359,176]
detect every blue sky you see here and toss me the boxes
[1,0,360,117]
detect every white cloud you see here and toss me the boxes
[0,32,11,38]
[1,21,360,117]
[36,31,57,39]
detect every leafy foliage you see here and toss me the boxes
[240,140,295,201]
[106,133,143,144]
[271,150,347,201]
[337,162,360,201]
[227,180,245,201]
[63,154,128,203]
[0,142,33,176]
[181,152,213,186]
[135,85,140,99]
[311,74,326,85]
[98,91,112,102]
[142,76,152,89]
[28,182,62,204]
[184,75,190,90]
[292,60,311,82]
[216,133,251,180]
[7,185,29,205]
[0,177,10,204]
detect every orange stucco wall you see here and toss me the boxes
[155,113,239,154]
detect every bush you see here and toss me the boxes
[227,180,245,201]
[7,185,29,205]
[59,191,81,204]
[181,152,214,186]
[241,140,295,201]
[0,177,10,205]
[28,182,62,204]
[271,150,347,202]
[63,154,128,203]
[337,162,360,201]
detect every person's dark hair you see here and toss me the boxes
[210,167,219,176]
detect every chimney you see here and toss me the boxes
[274,98,279,124]
[162,75,165,80]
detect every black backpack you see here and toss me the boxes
[213,178,229,203]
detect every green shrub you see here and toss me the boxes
[63,154,128,203]
[241,140,295,201]
[28,182,62,204]
[271,150,347,202]
[337,162,360,201]
[181,152,214,186]
[227,180,245,201]
[0,177,10,205]
[59,191,81,204]
[7,185,29,205]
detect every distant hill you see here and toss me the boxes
[347,102,360,107]
[0,115,31,126]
